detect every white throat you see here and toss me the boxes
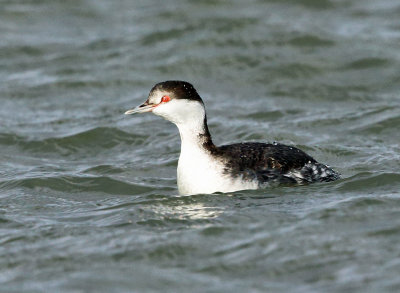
[153,99,209,151]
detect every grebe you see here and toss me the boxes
[125,81,340,195]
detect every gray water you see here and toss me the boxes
[1,0,400,292]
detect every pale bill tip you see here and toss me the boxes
[124,109,136,115]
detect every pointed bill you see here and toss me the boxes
[124,104,155,115]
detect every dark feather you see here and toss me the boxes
[214,142,339,184]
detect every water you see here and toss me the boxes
[1,0,400,292]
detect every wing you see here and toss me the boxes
[216,142,321,184]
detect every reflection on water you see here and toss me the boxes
[151,201,224,221]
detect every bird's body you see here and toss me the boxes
[125,81,340,195]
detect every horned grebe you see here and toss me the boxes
[125,81,340,195]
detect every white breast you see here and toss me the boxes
[177,145,258,195]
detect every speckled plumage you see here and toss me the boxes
[214,142,339,185]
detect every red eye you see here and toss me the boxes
[161,96,171,103]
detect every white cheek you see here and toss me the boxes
[153,100,204,126]
[152,100,177,121]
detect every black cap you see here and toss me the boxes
[149,81,204,103]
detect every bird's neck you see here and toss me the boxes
[176,116,216,155]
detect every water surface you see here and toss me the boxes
[1,0,400,292]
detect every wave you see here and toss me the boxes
[0,127,147,156]
[336,172,400,193]
[0,175,153,195]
